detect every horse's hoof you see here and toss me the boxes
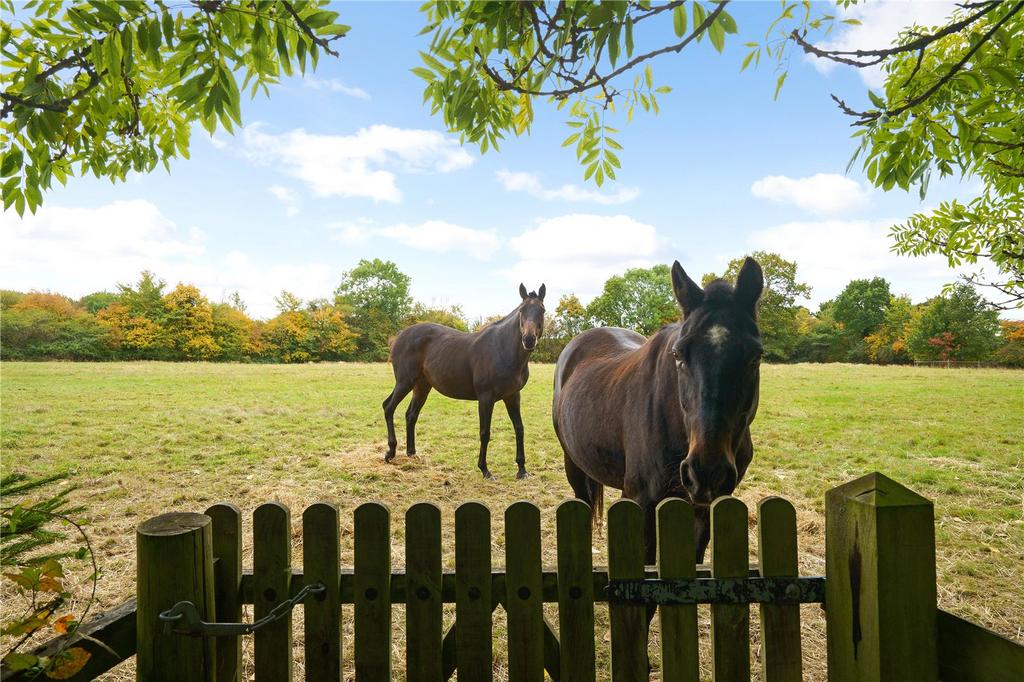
[482,471,496,481]
[384,454,396,463]
[407,450,416,457]
[516,470,530,480]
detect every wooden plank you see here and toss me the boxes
[607,499,647,681]
[302,502,341,682]
[354,502,391,680]
[455,501,492,681]
[0,598,136,681]
[207,503,243,682]
[710,496,750,682]
[406,502,443,682]
[825,472,938,682]
[556,499,595,682]
[756,498,801,682]
[137,512,216,682]
[253,502,293,682]
[937,609,1024,682]
[505,500,544,681]
[657,498,698,682]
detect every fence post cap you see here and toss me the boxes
[826,471,932,508]
[137,512,210,537]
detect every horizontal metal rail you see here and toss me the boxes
[605,576,827,605]
[237,564,765,604]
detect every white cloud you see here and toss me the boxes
[0,200,338,320]
[242,123,474,203]
[746,218,963,307]
[502,214,662,298]
[808,1,957,88]
[751,173,871,216]
[496,170,640,205]
[268,185,300,216]
[302,76,371,100]
[335,219,500,260]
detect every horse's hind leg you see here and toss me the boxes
[564,451,605,530]
[405,381,432,456]
[382,380,414,462]
[563,451,593,504]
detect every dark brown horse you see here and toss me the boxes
[553,258,763,563]
[383,284,546,479]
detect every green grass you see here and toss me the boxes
[1,361,1021,679]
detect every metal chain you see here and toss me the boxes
[159,582,326,637]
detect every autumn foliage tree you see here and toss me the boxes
[162,284,219,360]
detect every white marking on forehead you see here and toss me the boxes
[706,325,730,348]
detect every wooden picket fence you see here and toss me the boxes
[4,472,1022,681]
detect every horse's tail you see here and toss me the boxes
[591,480,605,532]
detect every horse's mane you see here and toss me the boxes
[476,294,542,333]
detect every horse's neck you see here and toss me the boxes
[490,309,528,364]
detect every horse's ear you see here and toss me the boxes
[519,283,528,300]
[734,257,764,312]
[671,261,704,316]
[538,284,546,301]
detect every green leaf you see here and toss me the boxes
[673,5,687,37]
[91,1,122,25]
[561,133,580,147]
[2,653,37,672]
[718,11,738,34]
[625,16,634,57]
[419,50,446,73]
[741,49,756,72]
[867,90,886,109]
[709,22,725,53]
[773,72,787,100]
[410,67,434,81]
[1,148,23,177]
[692,2,708,36]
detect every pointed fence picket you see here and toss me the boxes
[124,474,1024,682]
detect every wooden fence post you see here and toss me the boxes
[825,472,937,682]
[136,512,216,682]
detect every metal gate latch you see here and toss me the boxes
[159,582,326,637]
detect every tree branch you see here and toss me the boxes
[829,1,1024,124]
[789,0,1001,67]
[281,0,341,57]
[478,1,730,99]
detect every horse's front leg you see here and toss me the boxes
[477,398,496,480]
[503,393,528,479]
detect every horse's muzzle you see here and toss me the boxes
[522,335,537,351]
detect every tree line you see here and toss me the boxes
[2,252,1021,366]
[0,259,462,363]
[535,251,1020,366]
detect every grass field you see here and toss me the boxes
[1,361,1021,680]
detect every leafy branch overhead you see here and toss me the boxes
[793,1,1022,308]
[415,0,739,186]
[1,0,350,215]
[416,1,1021,307]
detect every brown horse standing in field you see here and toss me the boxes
[553,258,763,563]
[383,284,546,479]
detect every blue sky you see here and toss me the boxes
[5,0,1005,321]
